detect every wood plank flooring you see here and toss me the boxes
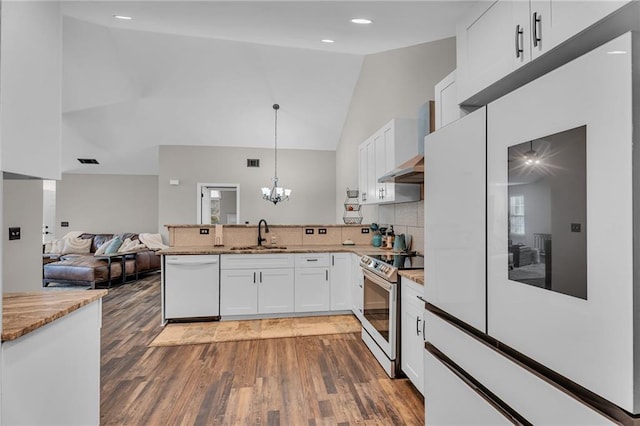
[100,273,424,425]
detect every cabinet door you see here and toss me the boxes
[295,267,330,312]
[220,269,258,316]
[330,253,351,311]
[358,142,370,204]
[542,1,630,55]
[258,268,294,314]
[366,139,376,204]
[351,254,364,320]
[457,0,530,104]
[380,123,395,201]
[401,279,424,394]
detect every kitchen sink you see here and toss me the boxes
[229,245,288,251]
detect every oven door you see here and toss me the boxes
[362,269,397,359]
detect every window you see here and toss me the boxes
[509,195,525,235]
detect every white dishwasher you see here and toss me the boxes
[163,255,220,321]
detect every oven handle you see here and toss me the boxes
[362,269,393,291]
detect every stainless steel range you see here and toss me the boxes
[359,253,424,377]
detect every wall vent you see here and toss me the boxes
[247,159,260,168]
[78,158,99,164]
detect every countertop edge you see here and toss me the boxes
[2,290,108,342]
[157,245,393,256]
[399,270,425,285]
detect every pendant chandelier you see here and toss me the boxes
[261,104,291,205]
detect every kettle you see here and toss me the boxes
[393,234,406,252]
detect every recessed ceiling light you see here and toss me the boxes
[351,18,372,24]
[321,39,335,43]
[113,15,132,20]
[78,158,99,165]
[607,50,627,54]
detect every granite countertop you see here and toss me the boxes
[157,244,394,256]
[165,224,370,229]
[399,269,424,285]
[2,290,108,342]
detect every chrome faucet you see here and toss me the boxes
[257,219,270,246]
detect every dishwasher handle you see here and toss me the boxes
[166,257,219,266]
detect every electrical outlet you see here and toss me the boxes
[199,228,209,235]
[61,221,69,227]
[318,228,327,234]
[8,227,20,240]
[361,228,369,234]
[571,223,581,232]
[305,228,314,235]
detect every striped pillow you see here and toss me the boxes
[62,237,92,255]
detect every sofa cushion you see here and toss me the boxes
[44,258,121,283]
[62,237,92,255]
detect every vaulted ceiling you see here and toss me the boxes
[60,1,477,175]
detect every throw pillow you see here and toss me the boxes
[94,238,116,256]
[104,237,123,254]
[50,239,66,254]
[62,237,92,255]
[117,238,133,253]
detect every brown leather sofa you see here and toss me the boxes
[43,233,161,289]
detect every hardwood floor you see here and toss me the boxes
[100,273,424,425]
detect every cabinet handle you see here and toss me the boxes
[416,316,422,336]
[332,255,334,266]
[422,318,426,342]
[417,295,427,303]
[532,12,542,47]
[253,272,256,283]
[379,188,385,199]
[307,258,318,262]
[326,270,329,281]
[362,193,367,201]
[260,271,263,283]
[515,24,524,58]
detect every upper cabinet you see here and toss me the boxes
[1,1,62,179]
[456,0,630,106]
[358,119,421,205]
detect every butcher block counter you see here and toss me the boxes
[2,289,106,425]
[2,289,107,341]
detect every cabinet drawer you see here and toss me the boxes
[221,254,294,269]
[294,253,330,268]
[425,311,614,424]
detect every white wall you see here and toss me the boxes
[55,174,159,236]
[3,180,43,293]
[335,38,457,223]
[1,1,61,179]
[159,145,336,239]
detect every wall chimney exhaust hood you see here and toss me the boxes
[378,101,433,184]
[378,155,424,183]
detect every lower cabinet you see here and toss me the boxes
[295,253,331,312]
[220,268,295,316]
[220,254,295,316]
[351,253,364,321]
[219,252,357,317]
[330,253,351,311]
[401,277,425,395]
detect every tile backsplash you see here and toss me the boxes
[378,200,424,254]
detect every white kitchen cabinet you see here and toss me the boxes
[295,253,331,312]
[163,255,220,320]
[2,301,102,425]
[330,253,351,311]
[434,70,465,130]
[358,119,421,205]
[220,254,294,316]
[351,253,364,321]
[1,1,62,179]
[400,277,424,395]
[456,0,629,105]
